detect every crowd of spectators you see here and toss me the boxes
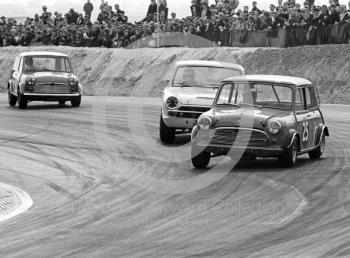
[0,0,349,48]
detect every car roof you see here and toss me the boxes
[175,60,244,71]
[222,75,312,86]
[19,51,68,57]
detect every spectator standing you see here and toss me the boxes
[252,1,262,15]
[200,2,212,19]
[41,5,50,24]
[84,0,94,19]
[66,9,79,24]
[191,0,201,17]
[114,4,124,15]
[147,0,158,16]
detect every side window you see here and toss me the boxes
[295,88,305,111]
[305,86,318,109]
[217,84,235,104]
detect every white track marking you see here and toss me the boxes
[0,182,33,223]
[260,178,308,226]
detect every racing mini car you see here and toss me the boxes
[7,51,82,109]
[160,60,245,144]
[191,75,329,168]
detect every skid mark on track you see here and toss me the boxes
[262,178,308,226]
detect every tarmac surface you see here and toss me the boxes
[0,95,349,257]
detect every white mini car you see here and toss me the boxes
[7,52,82,109]
[160,60,245,144]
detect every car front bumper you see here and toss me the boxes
[194,141,285,157]
[162,115,198,130]
[23,93,80,101]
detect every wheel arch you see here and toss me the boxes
[284,129,301,152]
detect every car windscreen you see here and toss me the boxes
[216,82,293,110]
[23,56,72,73]
[172,66,242,87]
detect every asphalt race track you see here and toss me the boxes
[0,95,349,258]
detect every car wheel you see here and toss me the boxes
[278,137,298,167]
[8,88,17,107]
[191,144,211,169]
[309,133,326,159]
[159,115,175,144]
[71,95,81,107]
[18,90,28,109]
[59,100,66,105]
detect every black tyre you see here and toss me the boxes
[59,100,66,105]
[191,145,211,169]
[71,95,81,107]
[18,90,28,109]
[309,133,326,159]
[278,137,298,167]
[8,88,17,107]
[159,115,175,144]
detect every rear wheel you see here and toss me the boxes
[191,145,211,169]
[18,89,28,109]
[309,133,326,159]
[278,137,298,167]
[59,100,66,105]
[8,87,17,107]
[71,95,81,107]
[159,115,175,144]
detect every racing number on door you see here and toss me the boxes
[302,121,309,143]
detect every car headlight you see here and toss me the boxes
[198,116,213,130]
[166,96,179,109]
[267,120,282,134]
[25,76,36,86]
[68,77,78,86]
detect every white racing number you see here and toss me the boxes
[302,121,309,143]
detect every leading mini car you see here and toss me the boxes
[191,75,329,168]
[160,60,245,144]
[7,52,82,109]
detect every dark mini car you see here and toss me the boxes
[7,52,82,109]
[191,75,329,168]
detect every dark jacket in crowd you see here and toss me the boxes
[147,3,158,15]
[329,11,340,24]
[66,10,79,24]
[191,4,201,17]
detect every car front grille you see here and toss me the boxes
[168,106,211,119]
[178,106,211,113]
[33,83,70,94]
[210,128,269,147]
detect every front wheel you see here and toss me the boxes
[8,88,17,107]
[159,115,175,144]
[191,145,211,169]
[18,90,28,109]
[71,95,81,107]
[309,133,326,159]
[278,137,298,167]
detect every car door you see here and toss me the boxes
[295,87,314,150]
[11,57,22,96]
[304,85,323,148]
